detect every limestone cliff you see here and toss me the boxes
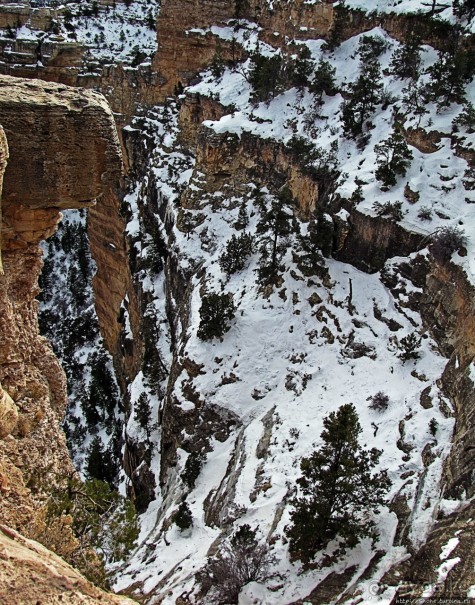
[0,76,134,604]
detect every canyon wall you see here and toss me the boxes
[0,76,126,585]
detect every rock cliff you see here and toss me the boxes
[0,76,134,604]
[0,525,137,605]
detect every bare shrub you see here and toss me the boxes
[200,525,274,604]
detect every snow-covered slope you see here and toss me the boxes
[110,101,458,602]
[36,1,475,602]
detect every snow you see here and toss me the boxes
[439,537,459,560]
[1,0,159,67]
[189,24,475,284]
[33,3,475,601]
[112,97,457,601]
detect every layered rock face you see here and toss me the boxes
[0,77,128,604]
[152,0,240,97]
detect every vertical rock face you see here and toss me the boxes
[420,261,475,496]
[88,188,143,389]
[152,0,240,97]
[0,76,122,532]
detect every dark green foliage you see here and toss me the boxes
[401,83,429,126]
[197,293,236,340]
[249,53,286,102]
[286,404,391,564]
[48,476,138,563]
[429,418,438,436]
[201,524,273,604]
[142,311,167,393]
[341,61,383,139]
[173,501,193,531]
[181,451,206,488]
[430,225,467,260]
[463,166,475,190]
[418,206,433,221]
[86,351,119,427]
[424,35,475,108]
[453,0,475,19]
[398,333,422,362]
[211,43,225,79]
[369,391,390,411]
[147,10,155,30]
[372,200,405,221]
[374,129,413,188]
[291,46,313,89]
[134,393,154,440]
[323,3,350,51]
[309,59,337,103]
[219,233,254,276]
[285,138,339,202]
[390,32,423,80]
[255,188,295,285]
[85,436,119,487]
[295,221,325,276]
[453,102,475,132]
[131,45,147,67]
[286,135,315,164]
[234,201,249,230]
[357,35,387,63]
[315,213,335,258]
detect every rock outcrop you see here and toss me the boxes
[0,525,137,605]
[0,76,124,597]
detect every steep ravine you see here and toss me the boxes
[102,95,474,603]
[1,1,475,603]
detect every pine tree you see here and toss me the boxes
[219,233,254,276]
[142,312,166,393]
[234,201,249,230]
[357,35,387,64]
[173,501,193,531]
[249,53,286,102]
[341,60,383,139]
[322,3,350,51]
[309,59,337,104]
[296,221,326,276]
[286,404,391,564]
[86,437,109,483]
[454,0,475,19]
[87,352,119,426]
[374,128,413,188]
[134,393,153,440]
[86,438,118,487]
[424,34,475,109]
[291,46,313,89]
[453,101,475,132]
[390,32,423,80]
[256,188,295,285]
[197,293,236,340]
[202,525,273,604]
[401,82,429,126]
